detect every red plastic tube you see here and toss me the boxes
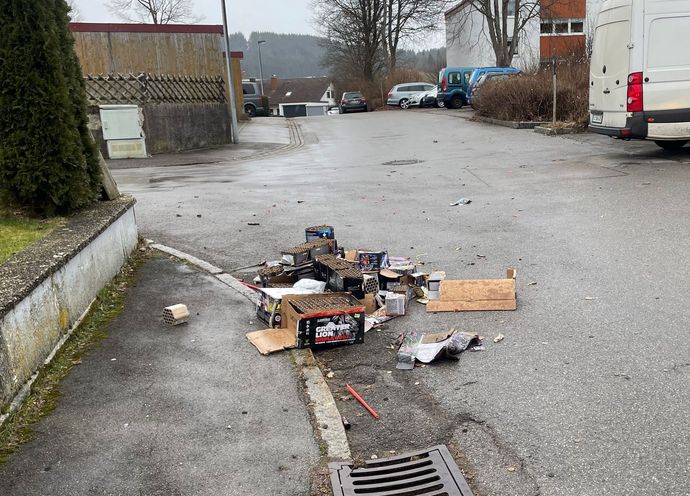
[346,384,379,420]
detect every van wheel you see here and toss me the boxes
[655,140,687,150]
[450,95,464,109]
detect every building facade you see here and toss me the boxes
[445,0,603,69]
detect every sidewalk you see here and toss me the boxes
[107,118,293,170]
[0,254,318,496]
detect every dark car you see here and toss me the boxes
[242,79,268,117]
[339,92,368,113]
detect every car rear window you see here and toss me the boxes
[242,83,255,95]
[448,73,463,84]
[344,92,362,98]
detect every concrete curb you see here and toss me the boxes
[149,242,351,462]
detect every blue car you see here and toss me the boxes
[437,66,477,109]
[466,67,521,105]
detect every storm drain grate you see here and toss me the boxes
[329,445,474,496]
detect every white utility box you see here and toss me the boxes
[99,105,147,159]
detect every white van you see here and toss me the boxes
[589,0,690,149]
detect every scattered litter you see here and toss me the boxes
[508,466,516,472]
[247,222,260,226]
[584,296,596,300]
[341,416,351,430]
[493,333,505,343]
[528,281,537,286]
[326,371,335,378]
[110,358,117,361]
[396,330,482,370]
[163,304,190,326]
[450,198,472,206]
[346,383,379,419]
[370,454,378,460]
[365,306,398,332]
[427,269,517,312]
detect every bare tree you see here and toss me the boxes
[106,0,202,24]
[447,0,571,67]
[314,0,387,82]
[67,0,81,20]
[383,0,449,72]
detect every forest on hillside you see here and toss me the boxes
[230,32,445,79]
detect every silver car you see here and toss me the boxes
[386,82,436,108]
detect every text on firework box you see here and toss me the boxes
[282,293,365,349]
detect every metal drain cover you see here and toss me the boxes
[329,445,474,496]
[382,159,423,166]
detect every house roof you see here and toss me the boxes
[69,22,224,34]
[266,77,331,106]
[444,1,468,18]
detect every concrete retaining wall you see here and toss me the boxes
[143,103,232,154]
[0,197,138,408]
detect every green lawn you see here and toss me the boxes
[0,213,62,264]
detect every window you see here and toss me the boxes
[506,0,516,16]
[242,83,255,95]
[540,19,586,36]
[448,72,462,84]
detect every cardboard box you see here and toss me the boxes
[357,250,389,271]
[427,268,517,312]
[379,268,402,291]
[385,292,406,316]
[305,225,334,241]
[256,287,316,327]
[282,293,365,349]
[427,271,446,300]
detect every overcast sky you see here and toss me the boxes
[71,0,443,47]
[72,0,316,36]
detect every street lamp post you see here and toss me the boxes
[221,0,239,143]
[257,40,266,95]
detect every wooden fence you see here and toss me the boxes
[84,73,226,105]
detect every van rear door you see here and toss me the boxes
[643,1,690,112]
[590,0,633,117]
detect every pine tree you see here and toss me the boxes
[0,0,102,215]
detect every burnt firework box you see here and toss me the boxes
[282,293,365,349]
[332,266,365,299]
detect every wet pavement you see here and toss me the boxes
[112,110,690,495]
[0,255,319,496]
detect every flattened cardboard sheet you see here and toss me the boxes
[246,328,296,355]
[427,268,517,313]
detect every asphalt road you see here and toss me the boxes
[113,110,690,495]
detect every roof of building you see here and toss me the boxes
[266,77,332,106]
[444,1,468,18]
[69,22,224,35]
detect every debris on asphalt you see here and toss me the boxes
[326,371,335,378]
[247,222,260,226]
[341,416,351,430]
[528,281,537,286]
[346,383,379,419]
[450,197,472,206]
[163,304,190,326]
[493,333,505,343]
[243,224,518,359]
[396,330,482,369]
[427,268,517,312]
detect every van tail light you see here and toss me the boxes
[442,77,447,92]
[627,72,643,112]
[341,99,347,104]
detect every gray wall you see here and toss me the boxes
[89,103,232,156]
[143,103,232,154]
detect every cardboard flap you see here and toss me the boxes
[439,279,516,302]
[246,328,296,355]
[379,269,401,279]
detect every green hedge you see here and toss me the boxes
[0,0,101,215]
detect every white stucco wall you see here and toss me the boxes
[0,206,138,407]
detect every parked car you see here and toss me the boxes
[242,79,268,117]
[387,82,436,108]
[466,67,521,105]
[469,72,517,107]
[589,0,690,150]
[408,87,443,108]
[437,66,477,109]
[339,92,368,113]
[327,106,340,115]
